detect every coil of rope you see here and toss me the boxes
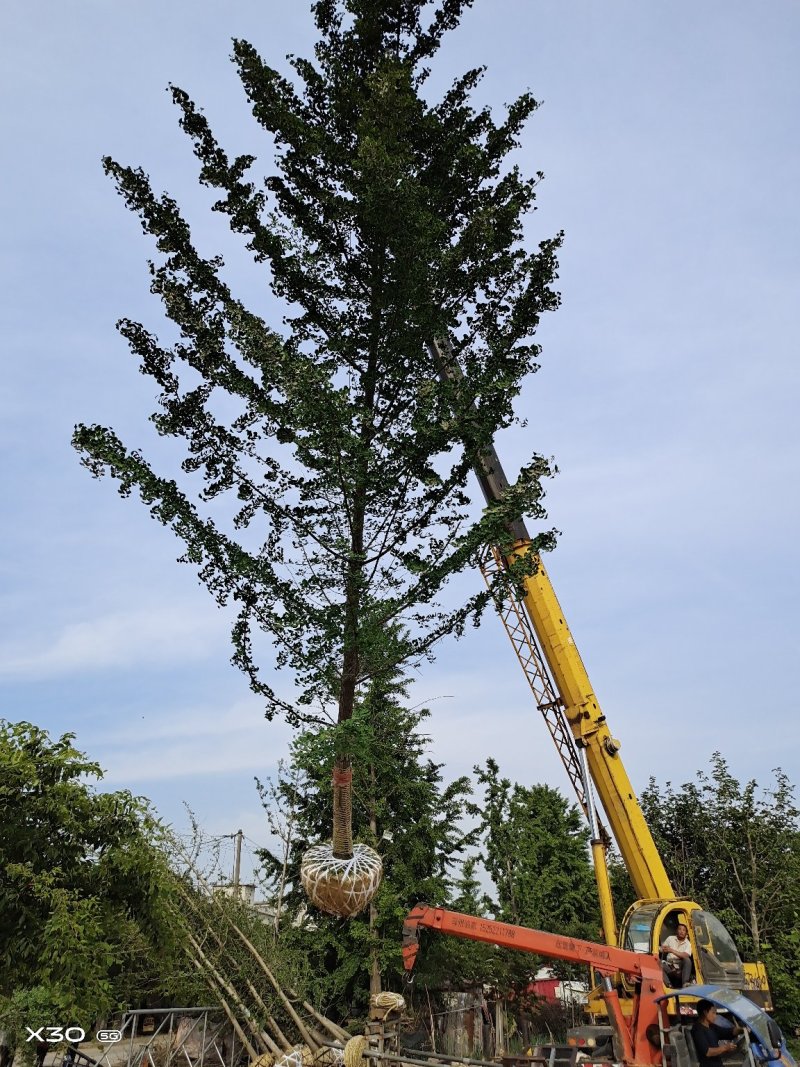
[342,1036,367,1067]
[370,992,406,1019]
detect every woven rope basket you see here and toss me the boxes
[300,842,383,917]
[313,1048,344,1067]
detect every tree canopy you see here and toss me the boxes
[639,754,800,1028]
[72,0,562,733]
[475,757,598,939]
[0,721,192,1042]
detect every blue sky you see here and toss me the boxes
[1,1,798,886]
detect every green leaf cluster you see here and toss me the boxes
[258,724,604,1016]
[475,758,598,938]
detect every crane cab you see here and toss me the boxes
[587,900,771,1020]
[619,901,771,1009]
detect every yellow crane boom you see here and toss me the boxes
[429,336,770,1007]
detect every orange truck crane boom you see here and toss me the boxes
[401,905,795,1067]
[403,904,662,1066]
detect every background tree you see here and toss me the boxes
[475,758,598,938]
[640,753,800,1028]
[256,759,310,940]
[442,857,504,990]
[72,0,561,911]
[468,758,600,1008]
[0,721,196,1044]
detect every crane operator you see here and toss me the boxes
[660,922,693,987]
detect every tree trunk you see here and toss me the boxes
[369,761,382,996]
[332,756,354,858]
[505,855,520,925]
[750,890,761,955]
[337,497,365,725]
[369,898,382,997]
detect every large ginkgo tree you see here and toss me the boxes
[74,0,562,916]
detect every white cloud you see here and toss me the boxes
[99,696,293,784]
[0,604,228,678]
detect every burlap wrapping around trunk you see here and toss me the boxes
[300,842,383,917]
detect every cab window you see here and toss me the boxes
[624,904,661,953]
[693,911,742,966]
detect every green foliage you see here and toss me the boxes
[72,0,562,731]
[606,847,635,929]
[257,679,478,1019]
[257,731,619,1014]
[441,857,500,988]
[451,856,492,917]
[0,721,190,1040]
[0,987,60,1067]
[640,753,800,1028]
[475,758,598,938]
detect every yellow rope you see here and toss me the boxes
[343,1036,367,1067]
[370,992,406,1019]
[250,1055,274,1067]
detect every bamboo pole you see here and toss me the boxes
[224,916,320,1052]
[178,888,290,1055]
[300,1003,350,1044]
[187,931,270,1055]
[193,889,319,1050]
[240,980,288,1056]
[186,950,259,1062]
[176,852,320,1051]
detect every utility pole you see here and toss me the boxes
[233,829,243,898]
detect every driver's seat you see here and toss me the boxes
[664,1027,699,1067]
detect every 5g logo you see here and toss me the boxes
[25,1028,86,1044]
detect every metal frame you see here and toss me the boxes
[67,1009,237,1067]
[479,544,607,842]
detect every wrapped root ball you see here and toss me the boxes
[314,1050,344,1067]
[273,1048,314,1067]
[300,842,383,917]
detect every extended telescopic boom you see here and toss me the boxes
[429,337,673,915]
